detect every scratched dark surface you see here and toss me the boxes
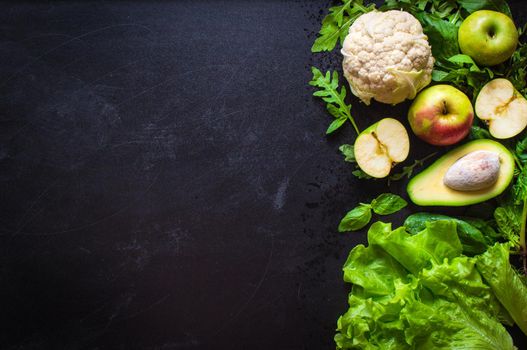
[0,1,526,349]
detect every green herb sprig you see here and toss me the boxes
[310,67,359,134]
[311,0,376,53]
[338,193,407,232]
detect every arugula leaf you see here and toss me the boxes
[371,193,407,215]
[338,144,355,163]
[505,25,527,96]
[513,165,527,254]
[309,67,359,134]
[388,152,437,181]
[338,204,372,232]
[494,206,521,249]
[338,144,376,179]
[469,125,492,140]
[514,165,527,204]
[516,134,527,163]
[351,169,372,179]
[311,0,375,53]
[382,0,461,23]
[433,54,494,99]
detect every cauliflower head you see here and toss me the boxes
[341,10,434,105]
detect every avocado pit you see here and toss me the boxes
[443,150,500,191]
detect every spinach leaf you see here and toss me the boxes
[404,212,490,255]
[458,0,512,17]
[415,12,460,61]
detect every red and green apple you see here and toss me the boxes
[408,85,474,146]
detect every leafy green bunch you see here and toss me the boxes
[335,221,527,349]
[338,193,407,232]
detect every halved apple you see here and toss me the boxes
[475,78,527,139]
[354,118,410,178]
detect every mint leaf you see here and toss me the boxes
[371,193,407,215]
[338,204,372,232]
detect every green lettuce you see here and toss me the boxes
[476,243,527,335]
[403,212,494,255]
[336,221,522,349]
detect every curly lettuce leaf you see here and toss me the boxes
[404,212,491,255]
[368,221,462,274]
[477,243,527,335]
[336,221,521,349]
[343,244,407,296]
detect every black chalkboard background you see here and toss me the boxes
[1,1,525,349]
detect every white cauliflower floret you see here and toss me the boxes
[341,10,434,105]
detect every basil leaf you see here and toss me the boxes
[448,54,479,66]
[338,204,372,232]
[371,193,407,215]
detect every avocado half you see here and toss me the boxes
[407,139,515,206]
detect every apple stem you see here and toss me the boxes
[441,101,448,115]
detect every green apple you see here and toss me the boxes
[354,118,409,178]
[458,10,518,66]
[408,85,474,146]
[475,78,527,139]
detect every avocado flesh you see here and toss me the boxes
[407,139,515,206]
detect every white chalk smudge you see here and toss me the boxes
[273,177,289,210]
